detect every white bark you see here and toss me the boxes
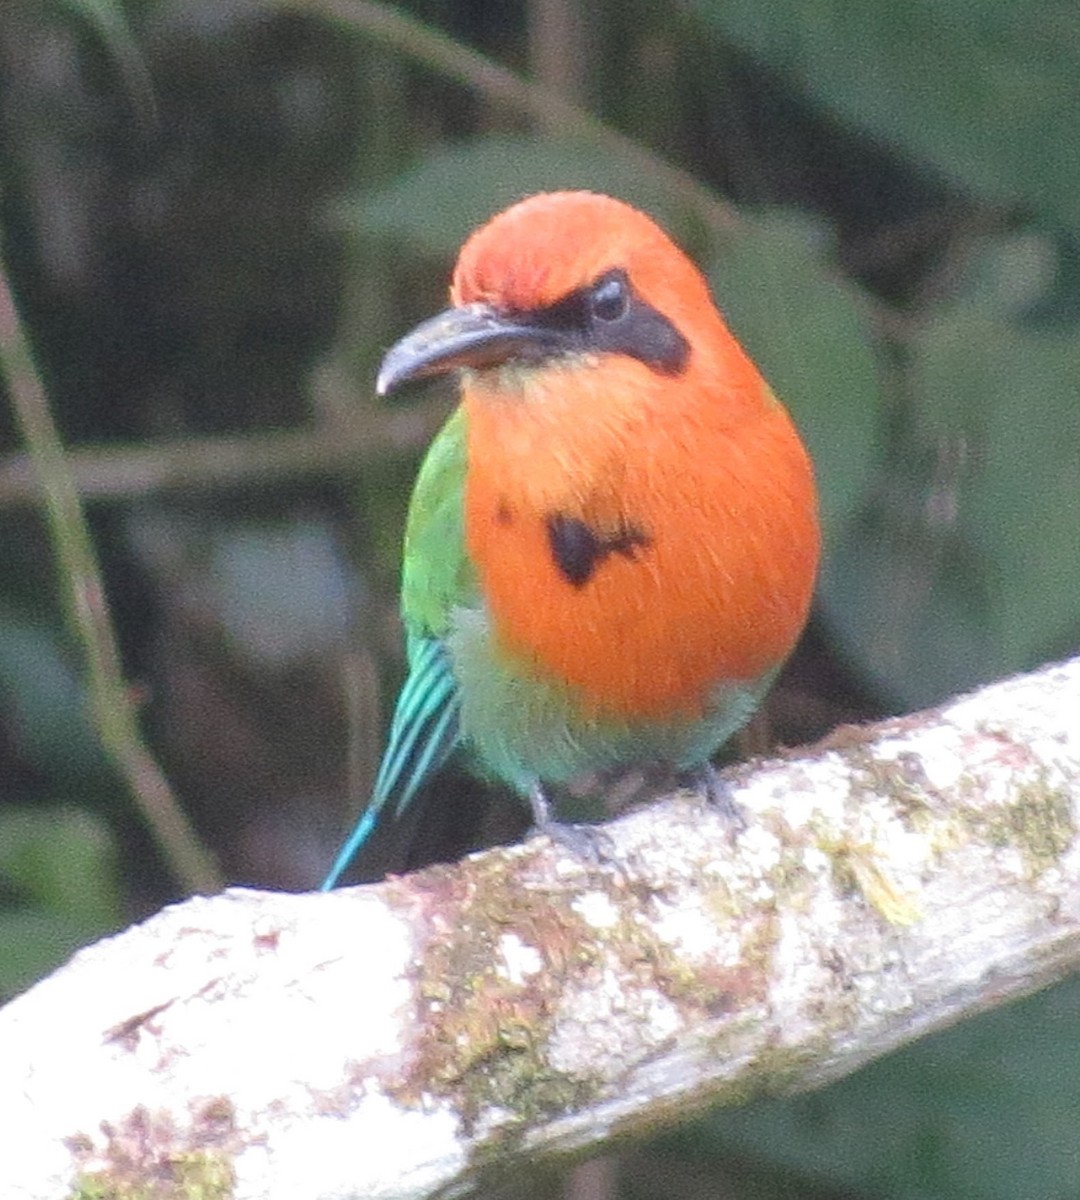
[3,657,1080,1200]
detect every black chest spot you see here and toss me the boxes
[545,513,652,588]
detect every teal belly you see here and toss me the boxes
[447,606,771,797]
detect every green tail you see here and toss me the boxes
[320,634,461,889]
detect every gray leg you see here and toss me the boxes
[528,780,557,830]
[697,762,746,829]
[528,781,613,864]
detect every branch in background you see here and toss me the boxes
[0,403,446,507]
[3,657,1079,1199]
[0,267,220,895]
[283,0,739,239]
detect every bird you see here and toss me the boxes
[321,190,819,889]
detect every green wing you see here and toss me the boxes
[400,405,475,636]
[321,408,475,888]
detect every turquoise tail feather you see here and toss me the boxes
[320,635,461,890]
[320,804,381,892]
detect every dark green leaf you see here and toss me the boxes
[0,807,121,927]
[52,0,156,126]
[820,261,1080,707]
[0,616,110,779]
[690,0,1080,230]
[700,976,1080,1200]
[0,908,111,1000]
[0,807,121,996]
[343,135,693,259]
[707,210,880,544]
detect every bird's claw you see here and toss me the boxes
[536,818,616,866]
[528,781,616,867]
[697,762,747,832]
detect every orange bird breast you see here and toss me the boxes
[462,344,819,722]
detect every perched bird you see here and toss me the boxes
[322,191,819,889]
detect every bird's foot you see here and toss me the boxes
[527,782,615,866]
[695,762,746,832]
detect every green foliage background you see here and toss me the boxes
[1,1,1078,1197]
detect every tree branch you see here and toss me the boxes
[0,405,446,508]
[4,658,1080,1200]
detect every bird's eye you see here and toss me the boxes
[589,272,630,323]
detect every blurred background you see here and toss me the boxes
[1,1,1079,1197]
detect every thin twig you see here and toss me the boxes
[0,402,447,507]
[281,0,739,239]
[0,266,221,895]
